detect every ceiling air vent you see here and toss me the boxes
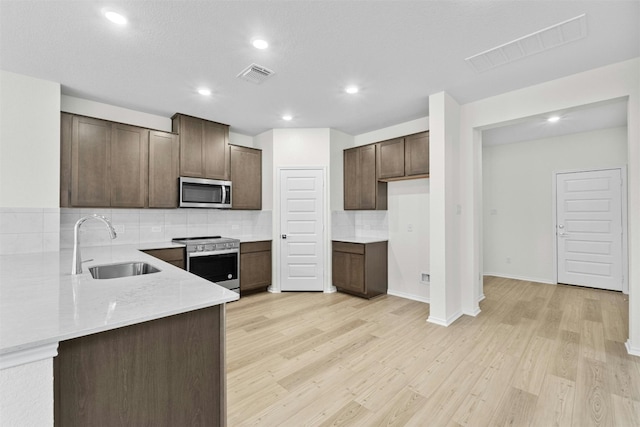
[465,13,587,73]
[237,63,274,84]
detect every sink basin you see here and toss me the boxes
[89,262,161,279]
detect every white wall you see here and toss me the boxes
[483,126,628,283]
[354,116,428,147]
[387,179,430,302]
[61,95,171,131]
[0,359,53,426]
[0,71,60,208]
[457,57,640,354]
[62,94,254,147]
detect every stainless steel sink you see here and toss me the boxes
[89,262,161,279]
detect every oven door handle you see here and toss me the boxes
[188,249,239,257]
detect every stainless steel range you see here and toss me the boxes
[172,236,240,293]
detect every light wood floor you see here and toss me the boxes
[226,277,640,426]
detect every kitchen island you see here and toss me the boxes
[0,244,238,426]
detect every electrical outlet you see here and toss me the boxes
[151,226,162,233]
[420,272,430,284]
[407,224,413,232]
[506,257,511,264]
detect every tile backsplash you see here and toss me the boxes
[60,208,272,249]
[0,208,60,255]
[332,210,388,240]
[0,207,272,255]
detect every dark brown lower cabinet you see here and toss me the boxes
[54,305,225,427]
[142,247,185,269]
[240,241,272,294]
[332,240,388,299]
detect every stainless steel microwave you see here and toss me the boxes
[179,177,232,209]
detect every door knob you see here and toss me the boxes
[281,234,287,239]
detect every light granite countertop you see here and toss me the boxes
[0,243,238,356]
[332,236,389,244]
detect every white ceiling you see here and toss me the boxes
[1,1,638,137]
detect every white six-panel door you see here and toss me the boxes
[280,169,324,291]
[556,168,623,291]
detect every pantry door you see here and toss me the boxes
[279,169,324,291]
[556,168,624,291]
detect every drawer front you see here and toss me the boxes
[332,241,365,255]
[240,241,271,254]
[143,248,184,263]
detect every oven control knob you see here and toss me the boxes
[196,244,204,252]
[205,244,214,251]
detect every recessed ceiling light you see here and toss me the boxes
[345,86,359,94]
[197,88,212,96]
[252,39,269,49]
[547,116,561,123]
[282,115,292,121]
[103,10,127,25]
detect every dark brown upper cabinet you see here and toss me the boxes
[62,114,149,208]
[343,145,387,210]
[110,123,149,208]
[230,145,262,210]
[377,138,405,180]
[148,131,179,208]
[404,131,429,176]
[172,113,229,180]
[377,131,429,182]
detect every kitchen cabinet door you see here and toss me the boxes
[60,113,73,207]
[203,120,229,180]
[332,241,387,299]
[240,241,271,293]
[405,131,429,176]
[175,114,205,178]
[230,145,262,210]
[343,145,387,210]
[343,148,359,210]
[378,138,405,179]
[173,113,230,180]
[143,247,185,269]
[149,131,179,208]
[70,115,111,207]
[110,123,149,208]
[359,144,377,209]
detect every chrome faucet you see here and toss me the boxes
[71,214,117,274]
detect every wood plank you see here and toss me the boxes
[573,357,614,426]
[489,386,538,427]
[530,374,576,427]
[549,329,581,381]
[510,335,553,395]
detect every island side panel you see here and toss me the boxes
[54,305,224,427]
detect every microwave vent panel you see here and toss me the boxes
[237,63,275,84]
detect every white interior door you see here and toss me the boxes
[556,168,623,291]
[280,169,324,291]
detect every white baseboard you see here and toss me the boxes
[483,272,555,285]
[427,310,463,327]
[626,340,640,357]
[387,289,430,304]
[466,306,481,317]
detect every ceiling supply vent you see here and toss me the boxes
[237,63,274,84]
[465,13,587,73]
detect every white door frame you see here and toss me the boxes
[552,166,628,293]
[268,166,336,294]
